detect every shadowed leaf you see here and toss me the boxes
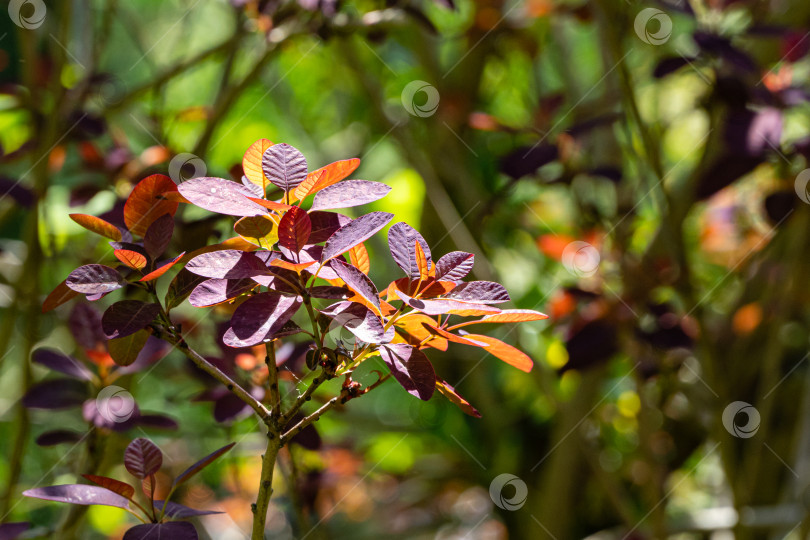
[165,269,206,311]
[22,379,88,409]
[124,438,163,478]
[81,475,135,500]
[308,211,352,243]
[108,329,150,366]
[143,214,174,259]
[139,252,186,282]
[223,293,302,347]
[436,379,481,417]
[101,301,160,339]
[379,344,436,400]
[35,430,83,447]
[154,501,223,518]
[0,522,30,540]
[320,302,394,344]
[122,522,197,540]
[32,349,93,380]
[172,442,235,488]
[330,258,380,315]
[189,278,255,307]
[43,280,80,313]
[66,265,124,294]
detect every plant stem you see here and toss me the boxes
[265,342,281,424]
[251,433,282,540]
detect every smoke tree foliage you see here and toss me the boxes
[28,140,547,539]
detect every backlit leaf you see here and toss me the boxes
[69,214,122,241]
[124,174,179,237]
[108,328,150,366]
[172,442,235,488]
[349,243,370,274]
[388,222,432,280]
[246,197,292,212]
[310,180,391,211]
[419,322,489,347]
[177,177,268,216]
[81,475,135,500]
[445,281,510,304]
[415,240,429,281]
[143,214,174,259]
[234,215,278,249]
[436,379,481,418]
[114,249,148,270]
[189,278,255,307]
[139,252,185,282]
[464,334,533,372]
[185,250,267,279]
[154,501,223,518]
[124,438,163,478]
[394,314,448,351]
[262,143,307,193]
[243,138,274,189]
[451,309,549,329]
[293,158,360,201]
[23,485,130,509]
[435,251,474,281]
[66,265,125,294]
[278,206,311,257]
[223,293,302,347]
[322,212,394,262]
[379,343,436,401]
[101,300,160,339]
[43,280,80,313]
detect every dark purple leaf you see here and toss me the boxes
[154,500,223,518]
[101,301,160,339]
[223,293,302,347]
[123,522,198,540]
[143,214,174,259]
[320,302,394,344]
[189,278,255,307]
[445,281,510,304]
[136,414,179,430]
[434,251,474,281]
[23,379,88,409]
[65,264,124,294]
[764,190,796,226]
[262,143,308,192]
[696,153,761,199]
[500,144,558,179]
[394,289,499,316]
[562,318,619,372]
[653,56,694,78]
[213,393,251,423]
[0,522,30,540]
[23,484,130,508]
[124,438,163,478]
[35,430,84,447]
[186,250,268,279]
[108,329,150,367]
[725,108,783,157]
[308,211,351,243]
[388,222,432,280]
[165,269,207,311]
[329,258,380,313]
[288,413,322,450]
[310,180,391,212]
[309,286,351,299]
[172,442,235,488]
[322,212,393,262]
[694,31,757,72]
[68,303,106,350]
[31,349,93,381]
[278,206,311,258]
[177,176,268,216]
[379,343,436,401]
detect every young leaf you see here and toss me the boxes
[66,265,125,294]
[188,278,255,308]
[43,280,80,313]
[101,301,160,339]
[379,343,436,401]
[223,293,302,347]
[388,222,432,280]
[293,158,360,201]
[310,180,391,211]
[234,215,278,248]
[108,328,150,366]
[122,522,198,540]
[143,214,174,259]
[32,349,93,381]
[320,302,394,344]
[177,177,268,216]
[414,240,429,281]
[23,485,130,509]
[69,214,122,241]
[81,475,135,500]
[464,334,533,372]
[436,379,481,418]
[322,212,394,262]
[451,309,549,329]
[262,143,307,192]
[185,250,267,279]
[243,138,274,189]
[124,438,163,478]
[330,258,381,315]
[308,211,352,243]
[445,281,510,304]
[172,442,235,488]
[349,243,370,274]
[114,249,148,270]
[278,206,311,257]
[124,174,179,237]
[138,252,186,282]
[435,251,474,281]
[22,379,88,409]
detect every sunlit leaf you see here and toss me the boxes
[464,334,533,372]
[322,212,394,262]
[451,309,549,329]
[278,206,311,258]
[436,379,481,418]
[394,289,500,316]
[23,485,130,509]
[388,222,432,280]
[189,278,255,307]
[445,281,510,304]
[349,243,370,274]
[124,438,163,479]
[330,258,381,316]
[310,180,391,211]
[247,197,292,212]
[234,215,278,248]
[81,475,135,500]
[320,302,393,344]
[262,143,307,193]
[124,174,179,237]
[185,250,267,279]
[419,322,489,346]
[379,343,436,400]
[177,177,268,216]
[415,240,429,281]
[293,158,360,201]
[242,138,274,189]
[434,251,474,281]
[66,265,125,294]
[139,252,185,282]
[394,314,448,351]
[69,214,122,241]
[114,249,148,270]
[223,293,302,347]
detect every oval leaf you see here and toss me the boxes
[309,211,352,243]
[330,258,380,315]
[101,301,160,339]
[278,206,311,256]
[22,379,88,409]
[69,214,122,241]
[43,279,80,313]
[262,143,307,192]
[243,138,274,189]
[108,328,150,366]
[66,265,124,294]
[388,222,432,280]
[322,212,394,262]
[234,215,278,249]
[445,281,510,304]
[124,438,163,479]
[394,289,499,316]
[379,343,436,400]
[435,251,474,281]
[143,214,174,259]
[177,177,268,216]
[293,158,360,201]
[23,485,130,508]
[36,430,83,447]
[349,243,370,274]
[310,180,391,211]
[223,293,302,347]
[185,250,267,279]
[114,249,148,270]
[465,334,533,372]
[123,522,198,540]
[453,309,549,328]
[189,278,255,307]
[124,174,179,237]
[320,302,394,344]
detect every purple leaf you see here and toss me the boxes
[66,264,124,294]
[320,302,394,344]
[309,286,351,299]
[287,412,322,450]
[394,289,500,316]
[435,251,474,281]
[322,212,394,262]
[500,144,558,179]
[124,438,163,478]
[379,344,436,401]
[0,522,30,540]
[308,211,351,243]
[388,222,432,279]
[154,500,224,518]
[172,442,235,488]
[241,175,265,198]
[101,301,160,339]
[31,349,93,381]
[143,214,174,259]
[262,143,307,192]
[23,379,88,409]
[123,522,198,540]
[310,180,391,211]
[136,414,179,430]
[35,430,84,447]
[329,258,380,313]
[68,303,106,350]
[23,484,130,508]
[189,278,255,307]
[177,177,268,216]
[278,206,311,258]
[165,269,207,311]
[185,250,268,279]
[445,281,510,304]
[213,393,251,423]
[223,293,302,347]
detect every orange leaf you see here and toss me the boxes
[395,314,448,351]
[349,243,370,274]
[420,323,489,347]
[436,379,481,418]
[247,197,292,212]
[270,259,313,272]
[124,174,179,236]
[450,309,549,330]
[464,334,533,372]
[159,192,192,204]
[139,252,185,282]
[42,280,79,313]
[415,240,429,281]
[242,139,274,189]
[292,158,360,202]
[69,214,122,241]
[114,249,148,270]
